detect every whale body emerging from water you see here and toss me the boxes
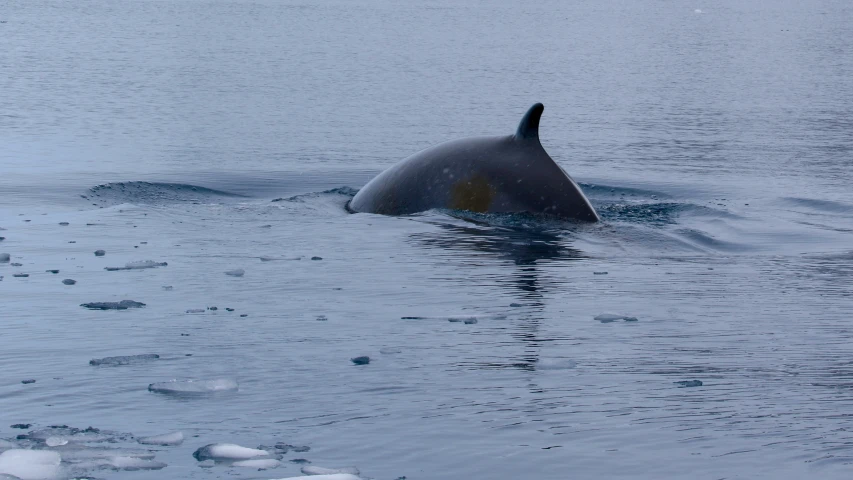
[349,103,600,222]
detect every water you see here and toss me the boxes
[2,0,853,478]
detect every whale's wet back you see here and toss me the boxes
[350,104,600,222]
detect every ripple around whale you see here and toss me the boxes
[84,182,247,207]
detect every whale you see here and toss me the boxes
[349,103,600,222]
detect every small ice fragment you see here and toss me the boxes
[463,318,478,324]
[509,303,522,307]
[126,260,167,269]
[162,285,173,291]
[270,475,361,480]
[240,314,248,317]
[301,466,360,476]
[62,279,76,285]
[225,308,234,312]
[148,379,238,396]
[192,443,268,461]
[12,274,28,278]
[81,300,145,310]
[233,458,281,468]
[94,250,105,256]
[675,380,703,387]
[0,254,9,263]
[10,424,31,429]
[311,256,322,261]
[379,347,401,354]
[21,379,35,384]
[59,222,69,226]
[208,306,217,311]
[137,431,184,446]
[105,260,167,271]
[695,9,703,13]
[594,313,637,323]
[593,271,608,275]
[46,270,59,274]
[89,354,159,366]
[0,450,61,480]
[186,309,205,314]
[351,356,370,365]
[86,456,166,470]
[45,436,68,447]
[536,359,577,370]
[225,269,245,277]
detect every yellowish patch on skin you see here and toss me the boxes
[450,175,495,212]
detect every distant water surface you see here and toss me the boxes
[1,1,853,479]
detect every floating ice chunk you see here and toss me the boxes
[192,443,268,461]
[22,426,113,444]
[0,449,61,480]
[270,475,361,480]
[149,379,238,396]
[301,466,360,476]
[44,437,67,447]
[61,279,76,285]
[185,309,205,314]
[94,250,105,256]
[594,313,638,323]
[57,447,154,463]
[162,285,173,291]
[137,432,183,446]
[351,356,370,365]
[675,380,703,388]
[81,300,145,310]
[225,269,245,277]
[536,359,577,370]
[233,458,281,468]
[89,354,159,366]
[104,260,167,271]
[379,347,401,354]
[100,456,166,470]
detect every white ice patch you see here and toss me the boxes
[192,443,269,461]
[136,431,184,446]
[232,458,281,468]
[75,456,167,470]
[0,450,62,480]
[301,466,360,476]
[148,379,238,395]
[44,438,67,448]
[270,474,361,480]
[225,269,245,277]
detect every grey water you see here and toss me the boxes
[1,0,853,478]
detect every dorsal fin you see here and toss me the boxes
[514,103,544,141]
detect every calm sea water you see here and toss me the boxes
[2,1,853,479]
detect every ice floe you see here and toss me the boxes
[594,313,638,323]
[148,379,238,395]
[301,466,360,476]
[192,443,269,461]
[270,474,361,480]
[80,300,145,310]
[232,458,280,468]
[225,268,245,277]
[89,354,159,366]
[104,260,167,271]
[136,431,183,446]
[0,450,61,480]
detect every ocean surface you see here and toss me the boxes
[2,0,853,479]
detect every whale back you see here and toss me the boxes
[349,104,599,222]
